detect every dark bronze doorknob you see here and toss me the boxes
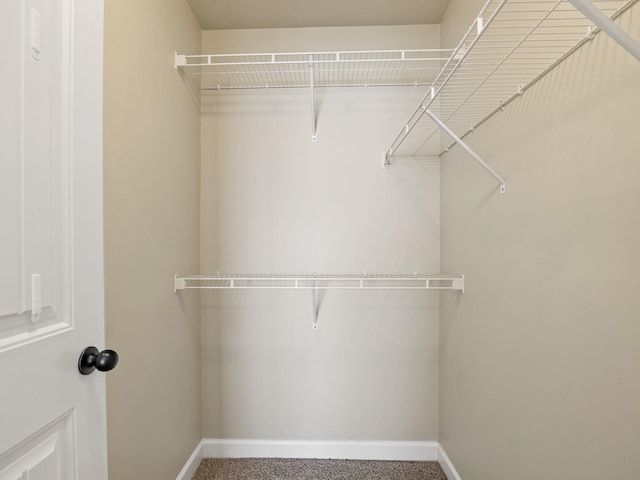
[78,346,119,375]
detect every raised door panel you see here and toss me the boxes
[0,0,21,318]
[0,0,71,352]
[0,412,74,480]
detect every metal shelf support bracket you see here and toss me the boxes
[309,55,317,142]
[424,109,506,194]
[311,281,319,329]
[567,0,640,62]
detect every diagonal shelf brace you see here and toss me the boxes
[568,0,640,62]
[425,109,506,194]
[309,55,317,142]
[310,280,319,329]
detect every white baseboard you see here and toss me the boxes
[175,439,204,480]
[177,439,461,480]
[202,439,438,461]
[437,444,463,480]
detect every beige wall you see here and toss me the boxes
[103,0,202,478]
[439,3,640,479]
[439,0,484,50]
[201,25,444,440]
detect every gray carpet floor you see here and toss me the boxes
[192,458,448,480]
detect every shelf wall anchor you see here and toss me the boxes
[174,52,186,69]
[383,151,391,168]
[174,274,186,293]
[425,109,506,194]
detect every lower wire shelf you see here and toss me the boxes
[174,273,464,330]
[174,273,464,293]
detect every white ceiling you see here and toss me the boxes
[186,0,452,30]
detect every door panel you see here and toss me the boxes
[0,0,21,319]
[0,0,70,352]
[0,0,107,478]
[0,411,74,480]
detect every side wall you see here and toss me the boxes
[103,0,202,478]
[200,25,444,441]
[439,3,640,479]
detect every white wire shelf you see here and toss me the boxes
[174,1,639,158]
[174,273,464,329]
[175,49,453,141]
[175,49,454,90]
[174,273,464,293]
[385,0,639,170]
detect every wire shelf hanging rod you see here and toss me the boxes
[487,22,594,27]
[177,50,453,66]
[191,57,451,68]
[440,69,558,77]
[208,48,452,57]
[471,38,590,43]
[473,31,596,36]
[200,82,435,92]
[455,56,574,63]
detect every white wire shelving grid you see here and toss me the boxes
[385,0,639,164]
[174,273,465,293]
[174,273,464,329]
[174,0,639,183]
[175,49,454,90]
[175,49,453,141]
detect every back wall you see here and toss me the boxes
[200,25,446,441]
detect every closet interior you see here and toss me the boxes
[102,0,640,478]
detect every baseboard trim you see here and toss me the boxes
[178,439,462,480]
[437,444,463,480]
[202,439,438,461]
[175,439,204,480]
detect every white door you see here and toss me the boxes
[0,0,108,479]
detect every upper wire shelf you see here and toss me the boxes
[385,0,639,162]
[174,273,464,293]
[175,49,454,91]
